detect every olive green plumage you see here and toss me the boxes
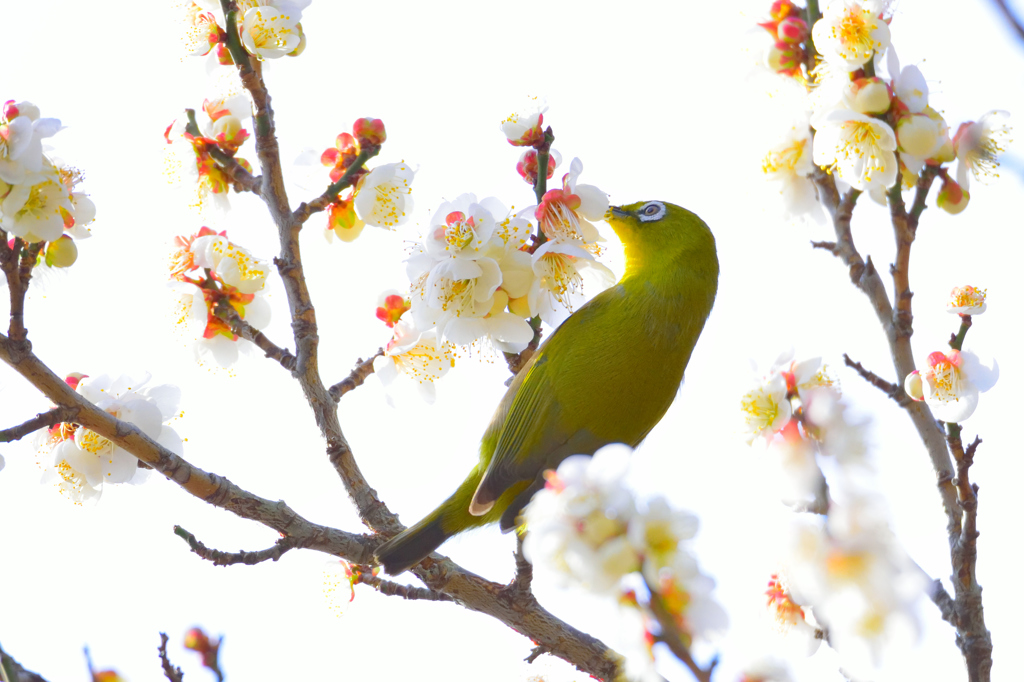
[374,200,719,575]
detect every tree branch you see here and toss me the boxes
[842,353,910,406]
[990,0,1024,44]
[213,299,296,371]
[293,146,380,224]
[0,406,78,443]
[328,350,384,400]
[353,568,456,602]
[642,575,717,682]
[174,525,300,566]
[0,642,49,682]
[946,428,991,682]
[158,634,184,682]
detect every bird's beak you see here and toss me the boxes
[608,206,631,219]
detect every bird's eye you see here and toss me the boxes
[637,201,666,222]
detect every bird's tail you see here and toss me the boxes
[374,507,450,576]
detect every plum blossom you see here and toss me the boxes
[353,162,414,229]
[785,492,929,677]
[765,573,822,655]
[527,239,614,327]
[375,290,410,328]
[811,1,891,71]
[946,285,986,315]
[954,110,1011,190]
[812,109,898,191]
[169,228,272,367]
[1,175,74,243]
[36,373,183,504]
[0,100,62,185]
[372,321,453,404]
[741,373,792,444]
[762,122,823,221]
[532,157,608,249]
[904,349,998,422]
[500,98,547,146]
[523,445,640,593]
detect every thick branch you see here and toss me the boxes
[0,406,78,443]
[328,350,384,400]
[174,525,300,566]
[0,642,49,682]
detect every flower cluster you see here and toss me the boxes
[740,351,930,675]
[188,0,309,64]
[165,96,254,212]
[523,445,726,679]
[904,285,997,422]
[757,1,1010,212]
[319,118,414,240]
[1,100,95,261]
[34,373,183,504]
[170,227,271,366]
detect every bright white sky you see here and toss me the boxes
[2,1,1023,681]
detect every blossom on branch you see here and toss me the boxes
[812,109,897,191]
[954,110,1011,190]
[946,285,986,315]
[35,373,183,504]
[762,122,823,221]
[353,162,414,229]
[500,98,547,146]
[811,1,891,71]
[372,321,454,404]
[904,349,997,422]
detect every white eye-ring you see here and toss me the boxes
[637,201,666,222]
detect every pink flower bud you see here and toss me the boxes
[770,0,799,21]
[765,41,803,77]
[777,17,808,44]
[352,117,386,148]
[936,177,969,215]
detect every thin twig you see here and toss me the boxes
[842,353,910,406]
[207,145,262,195]
[328,350,384,400]
[991,0,1024,44]
[355,569,456,602]
[293,146,380,224]
[174,525,301,566]
[213,299,296,371]
[0,406,78,443]
[929,579,958,627]
[158,634,184,682]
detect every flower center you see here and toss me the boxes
[762,139,807,174]
[837,9,878,60]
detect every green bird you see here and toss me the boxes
[374,200,719,575]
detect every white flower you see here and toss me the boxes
[802,387,867,465]
[954,110,1011,190]
[812,109,898,191]
[353,162,414,229]
[522,444,639,594]
[741,372,792,444]
[811,1,891,71]
[170,280,271,367]
[190,234,269,294]
[890,59,928,114]
[904,349,998,422]
[500,98,547,146]
[627,496,699,578]
[532,157,608,248]
[1,174,73,243]
[762,123,824,222]
[0,101,62,185]
[424,194,503,260]
[946,285,987,315]
[738,656,795,682]
[240,5,301,59]
[527,239,614,326]
[372,321,453,404]
[411,254,503,343]
[39,373,184,504]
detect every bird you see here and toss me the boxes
[374,200,719,575]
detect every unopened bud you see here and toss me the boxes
[765,41,803,76]
[936,177,969,215]
[848,77,892,115]
[776,17,808,44]
[184,627,211,652]
[508,295,531,318]
[328,198,365,242]
[488,290,510,317]
[904,371,924,401]
[288,24,306,56]
[352,117,386,148]
[212,115,242,142]
[897,114,942,157]
[769,0,799,21]
[45,235,78,268]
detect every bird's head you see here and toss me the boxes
[604,200,717,278]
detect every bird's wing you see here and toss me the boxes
[470,293,617,512]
